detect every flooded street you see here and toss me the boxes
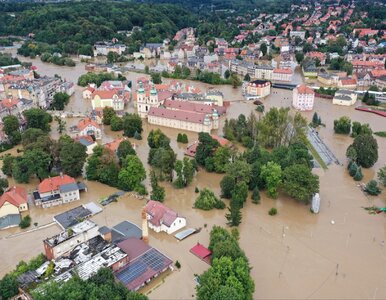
[0,51,386,299]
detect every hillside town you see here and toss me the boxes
[0,0,385,299]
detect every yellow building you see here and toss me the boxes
[0,186,28,229]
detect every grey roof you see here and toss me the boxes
[78,138,94,147]
[0,214,21,229]
[59,182,79,193]
[336,89,354,95]
[17,270,39,287]
[111,220,142,243]
[98,226,111,235]
[54,205,92,229]
[334,95,352,101]
[77,182,87,191]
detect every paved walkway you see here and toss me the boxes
[307,128,340,167]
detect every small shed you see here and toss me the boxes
[190,243,212,264]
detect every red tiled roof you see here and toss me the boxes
[163,99,225,115]
[352,60,383,67]
[92,90,116,99]
[185,135,229,157]
[306,51,326,59]
[1,98,19,109]
[296,84,315,94]
[145,200,178,227]
[117,237,151,260]
[0,186,27,208]
[340,78,357,85]
[190,243,212,259]
[38,175,76,194]
[104,138,125,152]
[148,107,207,124]
[77,118,100,131]
[370,70,386,78]
[273,68,292,74]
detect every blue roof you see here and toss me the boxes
[0,214,21,229]
[59,183,79,193]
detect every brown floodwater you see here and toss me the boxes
[0,50,386,299]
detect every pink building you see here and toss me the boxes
[292,84,315,111]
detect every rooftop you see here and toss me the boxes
[38,175,76,194]
[44,220,97,247]
[145,200,180,227]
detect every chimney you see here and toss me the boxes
[142,207,149,243]
[60,172,64,179]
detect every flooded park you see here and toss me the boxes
[0,49,385,299]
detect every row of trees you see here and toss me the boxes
[3,133,87,183]
[78,72,126,87]
[334,116,372,137]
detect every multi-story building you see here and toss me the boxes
[272,68,293,82]
[94,41,126,56]
[91,90,128,111]
[292,84,315,111]
[145,200,186,234]
[136,84,160,118]
[244,80,271,99]
[43,220,99,260]
[34,174,87,208]
[254,65,274,80]
[0,186,28,230]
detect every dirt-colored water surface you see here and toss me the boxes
[0,50,385,299]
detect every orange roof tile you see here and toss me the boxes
[92,90,116,99]
[0,186,27,208]
[38,175,75,194]
[77,118,100,131]
[296,84,315,94]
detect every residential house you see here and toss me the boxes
[94,42,126,56]
[290,31,306,40]
[145,200,186,234]
[72,118,102,140]
[91,90,128,111]
[140,43,163,58]
[338,78,357,89]
[292,84,315,111]
[302,60,318,78]
[33,174,87,208]
[0,186,28,230]
[306,52,327,65]
[75,135,97,155]
[332,90,357,106]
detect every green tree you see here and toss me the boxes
[51,92,70,110]
[151,72,162,84]
[353,167,363,181]
[220,175,236,199]
[260,162,282,199]
[243,73,251,82]
[0,274,19,300]
[224,69,231,79]
[2,154,14,176]
[231,181,248,208]
[102,107,116,125]
[295,52,304,64]
[225,159,251,184]
[59,138,87,177]
[349,161,358,177]
[55,116,66,134]
[378,165,386,187]
[149,147,176,181]
[260,43,267,56]
[346,145,358,162]
[282,164,319,203]
[21,128,46,147]
[351,134,378,168]
[122,113,142,138]
[174,157,195,188]
[230,73,242,88]
[150,170,165,202]
[117,140,136,164]
[365,180,381,195]
[118,155,146,191]
[23,108,52,132]
[333,116,351,134]
[213,147,232,173]
[194,188,224,210]
[226,199,242,227]
[110,115,123,131]
[251,187,260,204]
[148,129,170,149]
[195,133,220,166]
[2,115,21,145]
[0,178,9,196]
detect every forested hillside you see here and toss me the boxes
[0,1,197,54]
